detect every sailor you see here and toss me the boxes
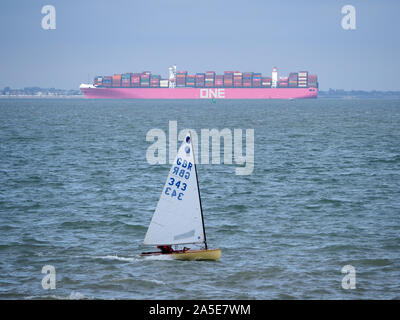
[157,245,173,254]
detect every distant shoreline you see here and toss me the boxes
[0,95,84,99]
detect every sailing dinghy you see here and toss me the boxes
[141,132,221,261]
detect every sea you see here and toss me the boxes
[0,98,399,299]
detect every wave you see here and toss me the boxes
[25,291,87,300]
[95,255,139,262]
[141,254,174,261]
[143,279,166,285]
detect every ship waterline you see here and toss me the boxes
[80,86,318,99]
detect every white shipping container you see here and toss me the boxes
[160,80,169,87]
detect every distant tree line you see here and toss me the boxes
[1,86,82,96]
[319,89,400,99]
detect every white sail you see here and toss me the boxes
[143,132,205,246]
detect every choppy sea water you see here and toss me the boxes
[0,98,399,300]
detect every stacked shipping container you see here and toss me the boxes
[205,71,215,87]
[233,72,242,87]
[298,71,308,88]
[176,71,187,87]
[94,76,103,86]
[140,72,150,87]
[150,75,160,88]
[195,73,205,87]
[215,75,224,87]
[121,73,131,87]
[93,69,317,89]
[243,72,253,87]
[308,75,318,88]
[253,73,262,88]
[103,76,112,87]
[279,77,289,88]
[223,72,233,87]
[262,77,272,88]
[160,79,169,88]
[186,75,196,87]
[288,73,298,88]
[131,73,140,87]
[112,74,122,87]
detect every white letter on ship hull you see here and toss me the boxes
[200,89,208,98]
[200,89,226,99]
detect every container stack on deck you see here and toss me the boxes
[186,75,196,87]
[243,73,253,87]
[94,76,103,86]
[140,72,150,87]
[102,76,112,87]
[112,74,122,87]
[195,73,205,87]
[308,75,318,88]
[93,69,317,89]
[176,71,187,87]
[160,79,169,88]
[279,77,289,88]
[253,73,262,88]
[150,75,160,88]
[233,72,242,87]
[215,75,224,88]
[298,71,308,88]
[131,73,140,87]
[223,72,233,87]
[205,71,215,88]
[288,73,298,87]
[122,73,131,87]
[262,77,272,87]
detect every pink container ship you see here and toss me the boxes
[80,66,318,99]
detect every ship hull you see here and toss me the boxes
[141,249,221,261]
[80,87,317,99]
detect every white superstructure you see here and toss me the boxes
[169,65,177,88]
[271,67,278,88]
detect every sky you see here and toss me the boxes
[0,0,399,90]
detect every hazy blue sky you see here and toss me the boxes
[0,0,399,90]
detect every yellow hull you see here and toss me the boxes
[141,249,221,261]
[173,249,221,261]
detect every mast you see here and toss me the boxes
[190,132,208,250]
